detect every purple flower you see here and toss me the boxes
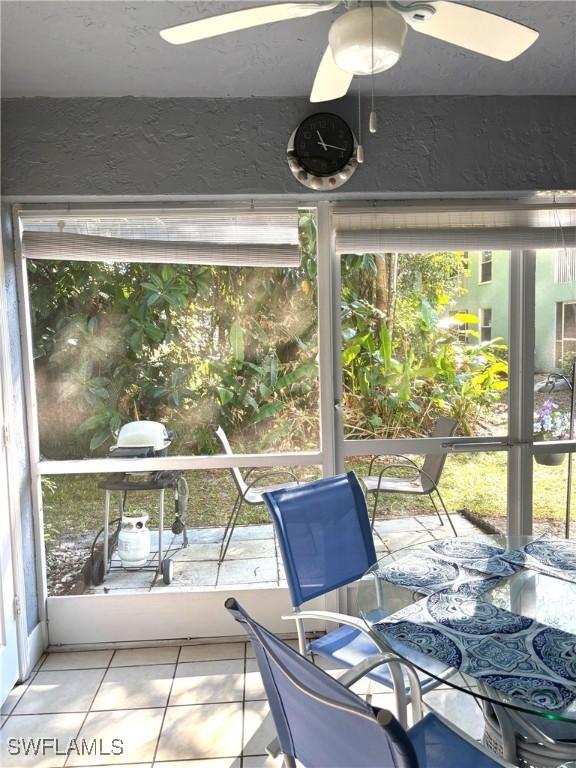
[534,402,570,439]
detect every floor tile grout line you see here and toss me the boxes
[3,653,48,720]
[239,639,247,768]
[31,661,178,673]
[50,753,274,768]
[60,763,151,768]
[62,645,117,768]
[6,696,265,719]
[151,643,183,765]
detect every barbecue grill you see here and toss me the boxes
[84,421,189,587]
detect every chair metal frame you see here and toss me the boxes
[263,471,441,727]
[215,426,300,562]
[226,597,514,768]
[364,416,459,537]
[283,608,419,726]
[226,597,423,767]
[482,696,576,767]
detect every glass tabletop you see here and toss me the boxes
[357,534,576,724]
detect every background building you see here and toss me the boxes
[456,249,576,373]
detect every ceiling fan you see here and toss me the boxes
[160,1,539,103]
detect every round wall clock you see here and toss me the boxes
[287,112,359,191]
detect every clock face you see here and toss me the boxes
[293,113,355,177]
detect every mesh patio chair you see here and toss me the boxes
[215,425,300,562]
[362,416,458,536]
[262,471,440,727]
[226,597,511,768]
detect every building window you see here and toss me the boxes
[449,308,469,342]
[479,251,492,284]
[556,301,576,367]
[480,308,492,342]
[555,250,576,283]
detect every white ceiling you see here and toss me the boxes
[1,1,575,98]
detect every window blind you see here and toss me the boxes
[19,208,302,267]
[334,204,576,253]
[555,250,576,283]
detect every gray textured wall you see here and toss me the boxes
[2,96,575,197]
[1,205,39,634]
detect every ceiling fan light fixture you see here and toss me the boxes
[328,7,407,76]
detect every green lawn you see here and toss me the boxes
[41,465,323,546]
[42,453,573,548]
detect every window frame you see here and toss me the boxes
[17,203,327,479]
[556,300,576,368]
[479,306,493,342]
[479,250,493,284]
[12,200,342,644]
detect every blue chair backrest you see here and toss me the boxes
[226,598,418,768]
[262,471,377,607]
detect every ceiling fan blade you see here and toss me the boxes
[406,1,539,61]
[310,46,353,102]
[160,2,338,45]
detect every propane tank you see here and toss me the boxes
[117,514,151,568]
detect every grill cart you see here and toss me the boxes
[84,421,189,587]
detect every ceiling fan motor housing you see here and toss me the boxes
[328,6,407,75]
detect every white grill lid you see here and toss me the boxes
[113,421,171,452]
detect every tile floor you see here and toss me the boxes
[87,512,484,594]
[0,639,485,768]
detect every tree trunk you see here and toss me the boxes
[387,253,398,340]
[374,253,388,321]
[374,253,398,339]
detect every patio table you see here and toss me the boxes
[357,535,576,727]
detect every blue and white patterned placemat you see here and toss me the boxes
[502,538,576,584]
[427,538,520,578]
[376,538,518,596]
[375,552,503,596]
[374,592,576,712]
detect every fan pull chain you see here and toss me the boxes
[369,1,377,134]
[357,80,364,164]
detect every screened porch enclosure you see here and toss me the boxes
[13,200,576,643]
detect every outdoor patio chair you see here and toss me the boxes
[262,471,440,727]
[215,425,300,562]
[362,415,458,536]
[226,597,511,768]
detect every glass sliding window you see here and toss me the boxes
[19,206,323,600]
[534,249,576,443]
[340,250,509,440]
[532,250,576,538]
[23,209,319,459]
[532,456,574,540]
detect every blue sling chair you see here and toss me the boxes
[226,598,510,768]
[262,471,440,727]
